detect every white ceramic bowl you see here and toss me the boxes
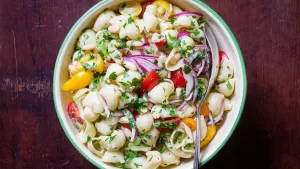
[53,0,247,168]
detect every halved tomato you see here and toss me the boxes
[219,51,229,63]
[67,101,80,118]
[171,70,186,88]
[155,39,166,48]
[141,70,159,92]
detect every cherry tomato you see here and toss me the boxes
[67,101,80,118]
[142,1,154,14]
[141,70,159,92]
[171,70,186,88]
[155,40,166,48]
[219,51,229,63]
[143,33,150,45]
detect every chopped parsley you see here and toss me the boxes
[119,3,126,11]
[108,135,117,143]
[103,8,109,14]
[128,16,134,24]
[119,90,129,101]
[109,72,117,80]
[184,144,192,150]
[89,54,95,60]
[168,33,176,41]
[82,62,96,71]
[187,29,200,36]
[145,135,152,139]
[170,18,177,24]
[87,135,92,142]
[124,151,141,163]
[74,50,84,61]
[134,163,142,168]
[136,37,142,42]
[156,23,160,31]
[131,78,141,86]
[226,81,232,90]
[158,145,167,153]
[183,65,192,74]
[114,54,121,59]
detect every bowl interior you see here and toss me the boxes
[53,0,246,168]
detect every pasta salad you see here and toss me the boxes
[61,1,236,168]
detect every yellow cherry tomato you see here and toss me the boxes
[152,0,172,19]
[182,118,197,131]
[61,71,93,92]
[200,125,217,148]
[94,55,104,73]
[119,1,142,17]
[200,103,209,117]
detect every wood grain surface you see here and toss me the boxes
[1,0,300,168]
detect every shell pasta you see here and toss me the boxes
[61,1,236,168]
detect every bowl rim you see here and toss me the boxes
[53,0,247,168]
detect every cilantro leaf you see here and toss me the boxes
[226,81,232,89]
[109,72,117,80]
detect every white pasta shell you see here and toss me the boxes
[142,127,160,147]
[109,15,130,28]
[163,29,179,43]
[107,43,123,64]
[180,36,195,48]
[200,115,207,141]
[217,57,234,83]
[159,21,172,32]
[174,15,192,28]
[109,129,126,151]
[160,150,180,167]
[105,63,125,80]
[93,11,116,32]
[82,91,104,114]
[102,151,125,164]
[79,29,97,50]
[77,121,96,143]
[172,5,183,14]
[224,98,233,111]
[143,12,159,32]
[165,143,193,158]
[120,23,141,40]
[215,78,236,97]
[136,113,154,134]
[87,138,105,157]
[151,105,176,119]
[100,84,121,111]
[82,107,100,122]
[182,104,196,118]
[165,49,185,71]
[148,81,175,104]
[116,70,142,92]
[95,120,114,136]
[125,156,147,169]
[142,151,162,169]
[206,92,225,117]
[118,90,138,109]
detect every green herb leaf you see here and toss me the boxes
[89,54,95,60]
[109,72,117,80]
[134,163,143,168]
[128,16,134,24]
[187,29,200,36]
[119,3,126,11]
[183,65,192,74]
[170,18,177,24]
[87,135,92,142]
[146,135,152,139]
[168,33,176,41]
[108,135,117,143]
[124,152,141,163]
[226,81,232,90]
[82,62,96,71]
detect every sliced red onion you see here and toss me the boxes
[214,100,225,123]
[130,128,137,142]
[142,94,149,102]
[177,101,188,111]
[182,70,195,97]
[132,59,143,73]
[185,92,193,101]
[207,113,215,126]
[177,31,190,39]
[142,93,158,104]
[136,58,160,72]
[195,45,205,51]
[171,11,203,18]
[188,51,199,64]
[121,126,132,138]
[113,112,125,117]
[196,59,205,76]
[125,54,157,59]
[168,99,181,104]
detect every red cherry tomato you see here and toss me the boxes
[142,1,154,14]
[155,40,166,48]
[143,33,150,45]
[67,101,80,118]
[171,70,186,88]
[219,51,229,63]
[155,117,181,131]
[141,70,159,92]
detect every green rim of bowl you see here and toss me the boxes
[53,0,247,168]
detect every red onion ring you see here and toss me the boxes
[177,101,188,111]
[113,112,125,117]
[121,126,132,138]
[196,59,205,76]
[182,70,195,97]
[130,128,136,142]
[171,11,203,18]
[168,99,182,104]
[177,31,190,39]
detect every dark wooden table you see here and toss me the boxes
[1,0,300,168]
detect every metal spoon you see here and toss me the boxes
[193,24,219,169]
